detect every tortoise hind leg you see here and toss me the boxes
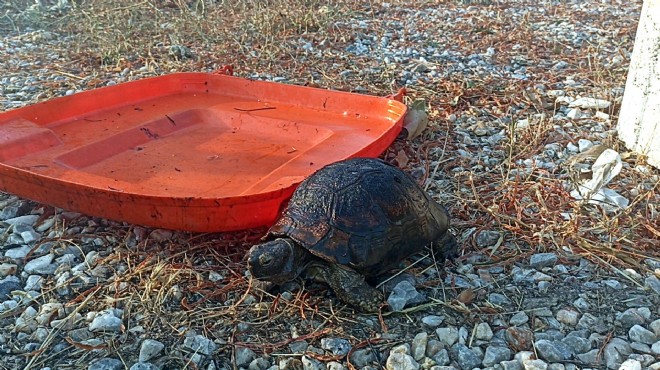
[432,231,459,261]
[308,263,384,312]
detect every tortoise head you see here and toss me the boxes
[247,238,303,284]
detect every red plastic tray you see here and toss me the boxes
[0,72,406,231]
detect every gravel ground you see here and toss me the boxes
[1,1,659,370]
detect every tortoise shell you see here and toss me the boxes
[267,157,451,277]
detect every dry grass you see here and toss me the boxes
[1,0,658,367]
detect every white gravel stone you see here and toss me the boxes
[36,303,63,326]
[523,359,548,370]
[386,352,420,370]
[515,351,535,365]
[618,359,641,370]
[556,309,580,326]
[0,263,17,277]
[89,310,123,332]
[569,97,610,109]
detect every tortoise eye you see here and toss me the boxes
[260,254,273,266]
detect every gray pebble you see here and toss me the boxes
[482,345,512,367]
[573,297,590,310]
[651,319,660,337]
[576,349,602,366]
[561,335,591,355]
[616,308,647,329]
[450,343,482,370]
[489,293,512,306]
[236,346,257,367]
[500,360,522,370]
[629,325,657,344]
[24,275,43,292]
[637,307,651,320]
[425,339,443,357]
[24,254,56,275]
[411,332,428,360]
[88,358,123,370]
[4,245,31,259]
[288,340,308,354]
[422,315,445,327]
[139,339,164,362]
[436,326,459,347]
[432,348,450,366]
[603,337,632,369]
[249,357,271,370]
[534,339,566,362]
[529,253,558,268]
[321,337,351,356]
[651,341,660,355]
[387,280,426,311]
[0,275,21,300]
[645,276,660,295]
[301,356,324,370]
[512,267,536,284]
[475,322,493,340]
[129,363,159,370]
[537,281,551,292]
[475,230,501,247]
[602,279,624,290]
[630,342,651,353]
[547,364,564,370]
[183,334,217,356]
[349,349,376,367]
[3,214,39,227]
[578,313,607,333]
[510,311,529,326]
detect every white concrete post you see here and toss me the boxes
[617,0,660,169]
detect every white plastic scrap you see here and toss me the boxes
[570,148,630,210]
[569,97,611,109]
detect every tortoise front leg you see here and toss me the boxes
[308,263,384,312]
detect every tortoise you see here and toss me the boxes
[247,157,457,312]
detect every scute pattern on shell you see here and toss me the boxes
[268,157,451,277]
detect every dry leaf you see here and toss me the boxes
[403,99,428,140]
[395,150,409,167]
[457,288,476,304]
